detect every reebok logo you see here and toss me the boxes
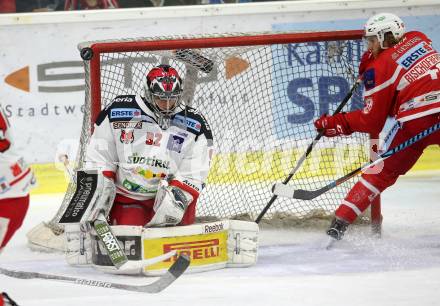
[204,223,224,233]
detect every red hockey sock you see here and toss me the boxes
[0,196,29,249]
[335,178,380,224]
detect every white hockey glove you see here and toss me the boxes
[146,180,193,227]
[65,223,92,266]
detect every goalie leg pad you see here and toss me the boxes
[142,219,259,276]
[91,225,144,275]
[65,223,92,266]
[226,220,259,268]
[90,220,259,276]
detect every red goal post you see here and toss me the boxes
[85,30,365,125]
[73,30,381,230]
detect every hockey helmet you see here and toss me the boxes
[364,13,405,49]
[145,64,183,117]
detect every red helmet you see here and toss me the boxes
[145,65,183,118]
[146,65,183,100]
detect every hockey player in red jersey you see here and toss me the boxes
[0,105,35,253]
[314,13,440,240]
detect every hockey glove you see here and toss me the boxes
[314,113,352,137]
[146,180,193,227]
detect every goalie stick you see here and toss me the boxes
[0,254,190,293]
[92,214,129,268]
[255,79,362,223]
[273,121,440,200]
[117,249,177,271]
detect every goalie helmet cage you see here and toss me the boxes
[60,30,381,230]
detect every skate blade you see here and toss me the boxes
[325,237,337,250]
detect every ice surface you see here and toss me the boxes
[1,177,440,306]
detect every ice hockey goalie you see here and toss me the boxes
[27,64,258,274]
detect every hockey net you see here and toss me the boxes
[42,31,381,236]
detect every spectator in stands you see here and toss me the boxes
[117,0,200,7]
[0,0,16,13]
[118,0,159,7]
[203,0,251,3]
[64,0,118,9]
[11,0,64,12]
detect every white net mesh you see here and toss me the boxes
[51,31,370,229]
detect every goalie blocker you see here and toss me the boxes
[90,220,258,276]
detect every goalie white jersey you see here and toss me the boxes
[85,95,213,201]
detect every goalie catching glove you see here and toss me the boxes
[146,180,193,227]
[314,113,353,137]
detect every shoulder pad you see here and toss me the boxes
[96,95,142,125]
[95,107,109,126]
[173,107,213,140]
[111,95,137,104]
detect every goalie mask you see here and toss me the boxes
[145,65,183,125]
[364,13,405,49]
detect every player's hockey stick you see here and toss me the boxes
[1,292,19,306]
[0,254,190,293]
[255,79,362,223]
[273,121,440,200]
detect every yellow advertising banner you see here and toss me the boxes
[143,231,228,271]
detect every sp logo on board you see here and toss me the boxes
[4,61,84,93]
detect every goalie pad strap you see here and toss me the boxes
[65,223,92,266]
